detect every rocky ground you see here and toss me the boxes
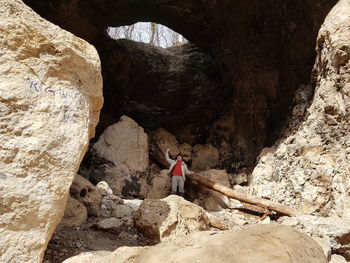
[42,193,267,263]
[43,219,154,263]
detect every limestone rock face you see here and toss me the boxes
[93,115,149,173]
[191,144,219,171]
[63,224,327,263]
[57,197,87,230]
[134,195,210,242]
[250,0,350,218]
[279,215,350,260]
[0,1,103,263]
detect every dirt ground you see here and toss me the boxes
[43,217,155,263]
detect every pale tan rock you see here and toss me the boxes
[93,115,149,173]
[124,199,142,211]
[64,224,327,263]
[57,197,87,230]
[63,248,144,263]
[191,144,219,171]
[150,127,180,158]
[70,174,102,216]
[135,195,210,242]
[259,216,271,224]
[279,215,350,261]
[95,218,124,233]
[209,219,229,230]
[0,1,103,263]
[111,205,133,218]
[207,208,251,229]
[179,143,192,162]
[313,237,332,260]
[146,169,171,199]
[96,181,113,196]
[330,254,347,263]
[249,0,350,218]
[100,194,124,217]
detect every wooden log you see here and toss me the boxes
[149,150,302,217]
[187,173,301,217]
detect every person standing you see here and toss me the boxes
[165,148,193,196]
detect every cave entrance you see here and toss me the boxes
[94,21,232,164]
[23,0,336,189]
[81,21,237,200]
[107,22,188,48]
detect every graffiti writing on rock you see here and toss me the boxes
[27,78,86,123]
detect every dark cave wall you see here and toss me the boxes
[24,0,337,170]
[93,37,227,136]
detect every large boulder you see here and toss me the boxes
[134,195,210,242]
[0,1,102,263]
[191,144,219,171]
[80,116,149,198]
[279,215,350,260]
[249,0,350,218]
[63,224,327,263]
[92,115,149,173]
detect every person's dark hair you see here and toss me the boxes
[176,153,183,158]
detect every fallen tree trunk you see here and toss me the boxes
[186,173,301,217]
[149,150,302,217]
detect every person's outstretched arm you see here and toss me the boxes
[184,164,193,175]
[165,148,173,164]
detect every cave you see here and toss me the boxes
[23,0,337,175]
[8,1,345,262]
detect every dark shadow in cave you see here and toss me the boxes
[94,26,230,142]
